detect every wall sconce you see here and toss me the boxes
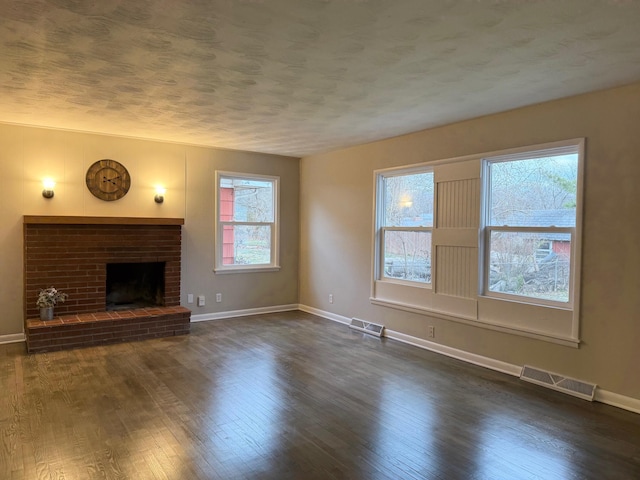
[154,186,166,204]
[42,179,56,199]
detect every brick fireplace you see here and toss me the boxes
[24,216,190,352]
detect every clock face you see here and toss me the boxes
[86,159,131,201]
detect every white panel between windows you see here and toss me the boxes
[431,159,481,316]
[436,178,480,229]
[435,246,477,299]
[372,283,478,322]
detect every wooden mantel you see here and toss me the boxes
[23,215,184,225]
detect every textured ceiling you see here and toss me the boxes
[1,1,640,158]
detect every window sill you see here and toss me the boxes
[214,266,281,274]
[480,292,573,311]
[378,278,432,289]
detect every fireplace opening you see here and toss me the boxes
[106,262,165,311]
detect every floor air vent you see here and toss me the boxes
[349,318,384,337]
[520,365,596,401]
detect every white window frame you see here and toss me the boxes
[480,141,582,309]
[214,171,280,274]
[483,224,576,309]
[370,139,584,347]
[380,227,432,286]
[478,139,584,344]
[374,165,434,288]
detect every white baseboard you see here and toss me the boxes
[0,333,25,345]
[594,389,640,414]
[297,304,351,324]
[190,304,299,323]
[299,304,640,415]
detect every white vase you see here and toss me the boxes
[39,307,54,321]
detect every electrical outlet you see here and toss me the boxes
[428,326,435,338]
[329,294,334,304]
[187,294,194,304]
[197,295,205,307]
[216,293,222,303]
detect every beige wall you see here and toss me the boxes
[300,82,640,400]
[0,125,299,337]
[181,146,300,316]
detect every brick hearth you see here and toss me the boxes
[26,306,191,353]
[23,216,190,352]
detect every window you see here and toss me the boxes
[371,139,583,346]
[215,172,279,273]
[482,144,580,306]
[376,168,434,285]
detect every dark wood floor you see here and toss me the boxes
[1,311,639,480]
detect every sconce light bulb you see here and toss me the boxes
[42,178,55,199]
[154,186,166,204]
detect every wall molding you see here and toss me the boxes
[297,304,351,324]
[0,333,25,345]
[594,389,640,415]
[190,304,299,323]
[299,304,640,415]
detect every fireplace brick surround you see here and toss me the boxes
[23,216,190,352]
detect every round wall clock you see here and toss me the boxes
[86,159,131,201]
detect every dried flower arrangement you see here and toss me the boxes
[36,287,68,308]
